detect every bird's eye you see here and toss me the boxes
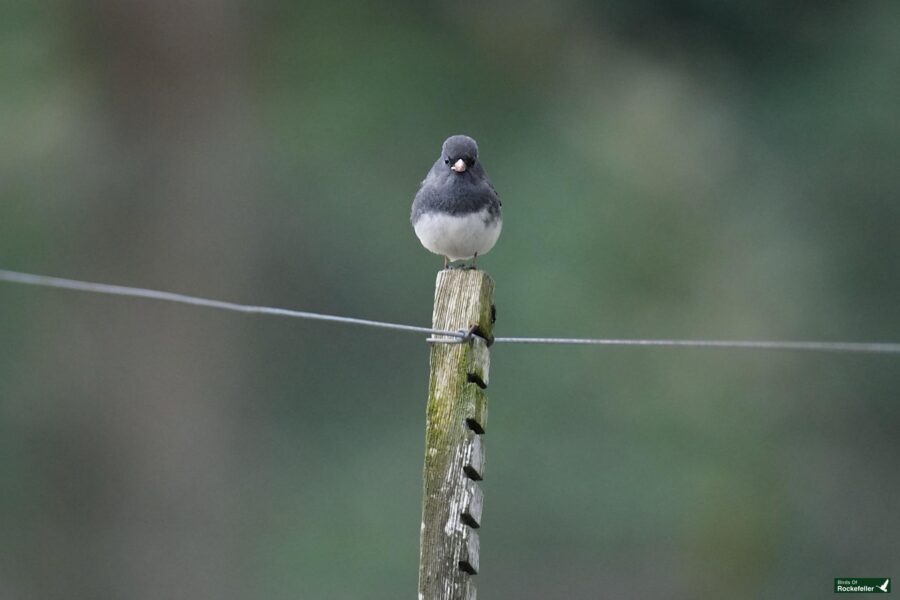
[444,159,450,165]
[466,158,475,167]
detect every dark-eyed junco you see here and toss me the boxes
[411,135,502,269]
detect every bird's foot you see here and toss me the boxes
[443,257,481,270]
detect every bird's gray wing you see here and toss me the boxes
[486,179,501,207]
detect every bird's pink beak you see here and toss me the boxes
[451,158,467,173]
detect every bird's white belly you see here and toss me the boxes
[413,209,502,261]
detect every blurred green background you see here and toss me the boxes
[1,1,899,598]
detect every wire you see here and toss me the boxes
[0,269,467,340]
[2,268,899,355]
[493,337,900,354]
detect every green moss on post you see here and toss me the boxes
[418,269,495,600]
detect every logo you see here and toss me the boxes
[835,578,891,593]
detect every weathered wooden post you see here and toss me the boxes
[418,269,494,600]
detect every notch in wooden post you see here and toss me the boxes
[418,269,494,600]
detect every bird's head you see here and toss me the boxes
[441,135,479,174]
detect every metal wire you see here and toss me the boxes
[493,337,900,354]
[2,268,899,355]
[0,269,468,340]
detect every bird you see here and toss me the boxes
[411,135,502,269]
[878,579,890,593]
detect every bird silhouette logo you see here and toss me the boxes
[877,579,890,592]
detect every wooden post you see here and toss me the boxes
[418,269,495,600]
